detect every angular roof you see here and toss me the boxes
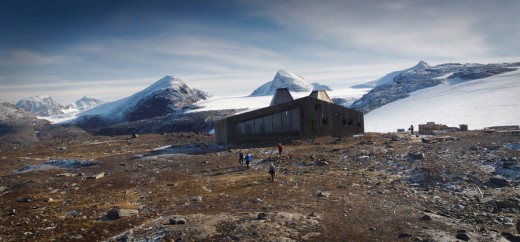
[309,90,333,103]
[270,88,294,106]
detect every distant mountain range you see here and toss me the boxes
[250,69,331,96]
[15,96,104,117]
[2,61,519,139]
[350,61,520,113]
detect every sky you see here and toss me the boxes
[1,0,519,104]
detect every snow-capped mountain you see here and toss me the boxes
[250,70,331,96]
[76,76,209,126]
[365,67,520,132]
[351,61,519,113]
[16,96,64,117]
[64,97,105,112]
[0,100,50,144]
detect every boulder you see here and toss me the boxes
[87,172,105,180]
[409,152,425,160]
[169,217,187,225]
[490,176,511,187]
[316,191,331,198]
[106,208,139,219]
[257,212,269,220]
[455,232,470,241]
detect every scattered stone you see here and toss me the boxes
[106,208,139,219]
[0,186,7,193]
[57,172,75,177]
[252,198,263,204]
[131,133,139,138]
[257,212,269,220]
[316,191,331,198]
[166,183,177,187]
[398,233,412,239]
[169,217,187,225]
[87,172,105,180]
[420,214,432,221]
[409,152,425,160]
[369,227,377,232]
[495,199,519,210]
[16,197,30,203]
[490,175,511,187]
[190,196,203,202]
[455,232,470,241]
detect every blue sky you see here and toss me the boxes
[1,0,519,104]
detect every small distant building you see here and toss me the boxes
[418,122,448,134]
[214,88,364,144]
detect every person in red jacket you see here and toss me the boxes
[277,143,283,157]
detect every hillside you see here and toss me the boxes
[1,131,519,241]
[365,69,520,132]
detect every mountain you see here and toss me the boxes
[64,96,105,112]
[0,101,50,145]
[351,61,520,113]
[250,70,331,96]
[16,95,64,117]
[364,67,520,132]
[74,75,210,130]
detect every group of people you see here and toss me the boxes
[238,143,283,182]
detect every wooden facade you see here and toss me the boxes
[214,91,364,144]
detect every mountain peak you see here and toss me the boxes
[413,61,430,70]
[251,70,331,96]
[16,95,64,117]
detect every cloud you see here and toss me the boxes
[247,0,520,62]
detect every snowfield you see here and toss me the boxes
[365,69,520,132]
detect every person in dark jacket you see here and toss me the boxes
[268,162,276,182]
[239,151,244,165]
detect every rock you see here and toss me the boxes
[252,198,263,204]
[495,199,519,210]
[409,152,425,160]
[490,175,511,187]
[169,217,187,225]
[0,186,7,193]
[455,232,470,241]
[106,208,139,219]
[131,133,139,138]
[398,233,412,238]
[420,214,432,221]
[316,191,331,198]
[190,196,203,202]
[257,212,269,220]
[16,197,30,203]
[87,172,105,179]
[57,172,75,177]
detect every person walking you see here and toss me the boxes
[245,153,252,169]
[409,124,414,134]
[277,143,283,157]
[239,151,244,165]
[268,162,276,182]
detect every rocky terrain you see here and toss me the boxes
[1,129,519,241]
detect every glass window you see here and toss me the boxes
[254,117,264,133]
[245,120,254,134]
[273,113,282,132]
[290,108,300,131]
[236,122,245,135]
[264,115,273,133]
